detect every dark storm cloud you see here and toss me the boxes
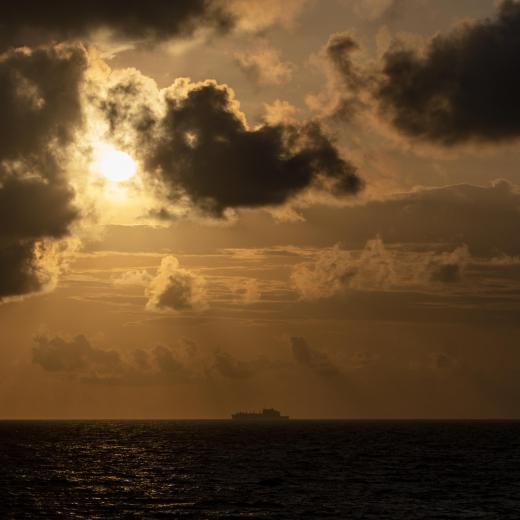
[376,1,520,145]
[0,175,77,240]
[102,77,362,216]
[0,241,43,299]
[0,1,233,50]
[0,45,87,300]
[151,82,362,214]
[0,45,86,158]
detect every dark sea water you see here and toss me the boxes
[1,420,520,519]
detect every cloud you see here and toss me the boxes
[230,278,261,304]
[290,336,341,376]
[322,32,368,119]
[234,45,294,85]
[306,31,375,122]
[334,180,520,256]
[0,1,235,51]
[146,256,207,311]
[99,75,362,216]
[33,334,271,384]
[0,44,87,300]
[32,334,199,384]
[375,0,520,145]
[213,350,268,379]
[291,238,470,299]
[352,0,397,21]
[227,0,308,32]
[113,269,153,287]
[263,100,299,125]
[0,0,311,52]
[33,334,123,378]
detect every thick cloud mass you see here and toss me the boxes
[377,1,520,144]
[0,45,86,299]
[102,78,362,215]
[0,1,233,50]
[151,82,361,213]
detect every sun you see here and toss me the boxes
[93,144,137,182]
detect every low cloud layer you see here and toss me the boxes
[33,334,271,384]
[291,336,341,376]
[292,238,470,300]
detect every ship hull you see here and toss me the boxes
[231,415,289,420]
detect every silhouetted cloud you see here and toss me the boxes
[290,336,341,376]
[33,335,200,384]
[146,256,207,311]
[213,351,260,379]
[323,32,368,119]
[376,0,520,144]
[0,1,234,50]
[33,334,271,384]
[0,45,86,300]
[33,335,123,376]
[100,76,362,216]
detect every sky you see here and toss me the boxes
[1,0,520,419]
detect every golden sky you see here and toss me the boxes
[1,0,520,418]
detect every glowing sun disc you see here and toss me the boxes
[96,145,137,182]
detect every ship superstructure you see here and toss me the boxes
[231,408,289,420]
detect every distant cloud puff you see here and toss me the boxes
[234,45,294,85]
[290,336,341,376]
[146,256,207,312]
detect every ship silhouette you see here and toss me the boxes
[231,408,289,420]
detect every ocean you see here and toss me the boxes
[1,420,519,518]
